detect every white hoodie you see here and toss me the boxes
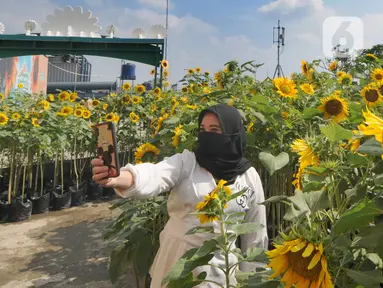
[115,149,268,288]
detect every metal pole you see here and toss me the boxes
[277,20,280,77]
[164,0,169,60]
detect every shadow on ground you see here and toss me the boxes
[20,210,133,287]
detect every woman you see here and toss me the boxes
[92,104,268,287]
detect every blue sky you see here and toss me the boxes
[2,0,383,84]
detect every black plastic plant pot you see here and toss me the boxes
[8,198,32,222]
[0,200,10,222]
[102,187,115,198]
[86,181,102,201]
[69,185,86,207]
[52,190,71,211]
[30,191,50,215]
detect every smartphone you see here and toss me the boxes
[93,122,120,178]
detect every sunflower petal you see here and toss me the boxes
[308,251,322,270]
[291,241,307,252]
[302,243,315,257]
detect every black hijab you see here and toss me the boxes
[194,104,252,183]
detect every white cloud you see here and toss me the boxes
[259,0,324,14]
[138,0,173,10]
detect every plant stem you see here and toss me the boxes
[21,147,29,201]
[8,147,15,204]
[61,150,64,195]
[40,151,44,197]
[220,220,230,288]
[73,137,79,189]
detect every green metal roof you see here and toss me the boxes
[0,34,164,66]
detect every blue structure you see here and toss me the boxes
[120,63,136,80]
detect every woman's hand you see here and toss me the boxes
[91,158,135,193]
[91,158,116,187]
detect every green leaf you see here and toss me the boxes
[252,111,266,124]
[344,269,383,288]
[357,138,383,156]
[258,152,289,176]
[232,223,263,236]
[366,253,383,269]
[347,153,368,166]
[304,190,330,214]
[345,183,367,203]
[259,195,288,205]
[332,200,383,235]
[250,94,269,105]
[164,116,180,125]
[303,107,322,120]
[134,234,155,276]
[186,226,215,235]
[374,174,383,186]
[372,161,383,174]
[320,122,353,142]
[245,247,268,263]
[302,181,323,193]
[305,166,327,175]
[108,244,129,284]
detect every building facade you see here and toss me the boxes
[47,55,92,83]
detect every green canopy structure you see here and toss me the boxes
[0,34,165,86]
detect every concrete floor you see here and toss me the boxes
[0,200,134,288]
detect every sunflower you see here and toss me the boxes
[82,110,91,119]
[129,112,140,123]
[360,84,383,107]
[181,87,189,93]
[61,106,74,116]
[122,95,130,104]
[38,100,50,110]
[31,117,40,127]
[153,87,162,96]
[164,69,169,77]
[366,53,378,60]
[163,81,170,88]
[307,68,314,82]
[273,77,298,99]
[58,91,70,101]
[247,122,255,132]
[357,109,383,145]
[171,124,183,148]
[300,83,314,95]
[0,112,8,125]
[301,60,309,76]
[371,68,383,82]
[11,112,21,121]
[18,83,24,89]
[122,82,131,91]
[291,139,319,169]
[69,92,78,102]
[135,85,146,94]
[109,92,117,97]
[105,113,115,122]
[48,94,55,102]
[318,93,349,123]
[338,73,352,85]
[113,114,120,123]
[134,142,160,164]
[132,96,142,104]
[0,93,4,102]
[281,112,289,119]
[188,68,194,75]
[205,71,210,76]
[266,238,333,288]
[150,69,155,76]
[328,60,338,71]
[102,103,108,110]
[161,59,169,69]
[92,99,100,107]
[195,67,201,73]
[74,109,83,117]
[336,71,345,78]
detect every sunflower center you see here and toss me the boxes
[325,99,342,115]
[365,90,379,102]
[375,74,383,80]
[280,84,291,94]
[287,251,322,281]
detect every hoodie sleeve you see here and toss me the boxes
[114,149,193,199]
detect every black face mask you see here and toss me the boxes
[197,132,241,158]
[194,104,252,182]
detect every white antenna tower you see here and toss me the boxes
[0,22,5,34]
[132,27,145,39]
[148,24,166,39]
